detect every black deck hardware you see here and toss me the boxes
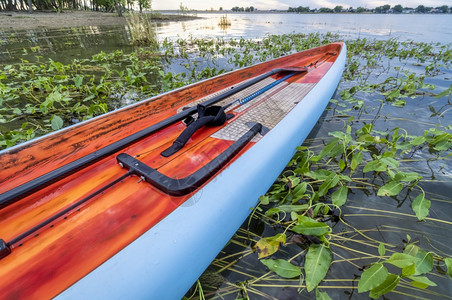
[0,67,306,209]
[161,104,227,157]
[0,239,11,259]
[117,123,263,196]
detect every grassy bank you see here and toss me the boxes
[0,10,199,29]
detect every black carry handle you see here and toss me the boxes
[161,104,227,157]
[118,123,263,196]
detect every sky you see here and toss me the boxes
[153,0,451,10]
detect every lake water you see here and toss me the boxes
[1,13,451,65]
[1,12,451,299]
[156,12,452,43]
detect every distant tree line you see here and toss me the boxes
[288,4,452,14]
[231,6,255,12]
[0,0,152,14]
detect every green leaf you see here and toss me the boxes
[410,136,426,146]
[378,243,386,257]
[403,244,419,257]
[265,204,309,216]
[377,181,403,197]
[392,100,406,107]
[358,263,389,293]
[402,264,416,276]
[406,234,412,243]
[369,274,400,299]
[259,195,269,205]
[312,138,339,162]
[329,131,346,139]
[51,115,64,130]
[394,171,421,183]
[408,276,437,289]
[318,173,340,196]
[357,123,373,135]
[380,157,399,169]
[305,244,332,292]
[291,216,331,237]
[305,169,332,181]
[338,159,346,171]
[292,182,307,199]
[315,288,332,300]
[350,151,363,170]
[261,259,302,279]
[74,75,83,88]
[414,249,433,275]
[445,258,452,279]
[385,253,418,268]
[363,160,386,173]
[331,186,348,207]
[434,89,451,99]
[255,233,286,259]
[412,194,430,221]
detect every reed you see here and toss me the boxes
[218,15,231,26]
[125,12,157,46]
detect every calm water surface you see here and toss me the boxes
[158,13,452,43]
[1,13,451,64]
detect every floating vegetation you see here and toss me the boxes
[1,32,451,298]
[0,49,162,148]
[125,12,158,46]
[155,35,451,299]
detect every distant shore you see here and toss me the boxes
[0,10,199,30]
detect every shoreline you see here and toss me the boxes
[0,10,199,30]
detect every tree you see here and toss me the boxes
[319,7,333,13]
[375,4,390,13]
[6,0,13,10]
[288,6,309,13]
[138,0,151,12]
[356,7,365,13]
[416,5,426,13]
[0,0,154,13]
[393,4,403,13]
[116,0,123,16]
[334,5,343,13]
[439,5,449,13]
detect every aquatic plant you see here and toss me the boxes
[0,48,162,148]
[125,12,158,46]
[218,15,231,27]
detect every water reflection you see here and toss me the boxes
[0,25,133,64]
[154,13,452,43]
[2,13,450,65]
